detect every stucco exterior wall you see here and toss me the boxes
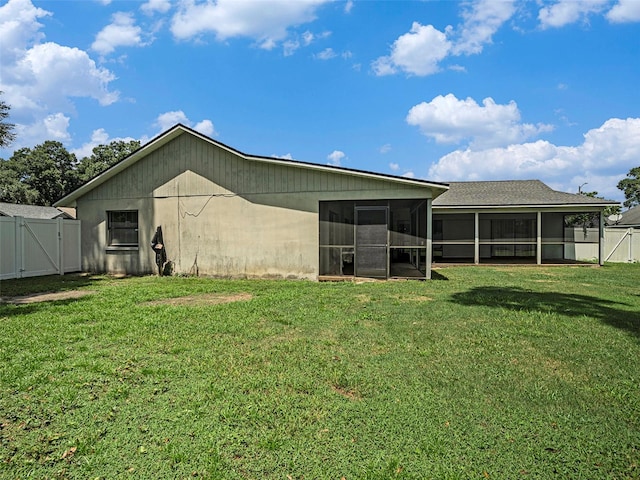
[75,132,435,278]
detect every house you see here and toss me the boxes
[55,124,618,279]
[431,181,618,264]
[608,205,640,227]
[55,124,448,280]
[0,202,73,219]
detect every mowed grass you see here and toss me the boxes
[0,265,639,479]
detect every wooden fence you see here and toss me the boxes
[0,216,81,280]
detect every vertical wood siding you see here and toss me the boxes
[83,133,431,201]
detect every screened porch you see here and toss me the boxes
[432,211,603,264]
[319,199,431,279]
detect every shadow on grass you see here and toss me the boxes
[450,286,640,339]
[0,273,102,298]
[0,295,97,318]
[430,271,449,281]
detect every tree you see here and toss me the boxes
[3,141,79,205]
[617,167,640,209]
[76,139,141,182]
[0,160,39,204]
[0,92,16,148]
[564,189,620,231]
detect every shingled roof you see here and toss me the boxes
[613,205,640,226]
[433,180,618,208]
[0,202,72,219]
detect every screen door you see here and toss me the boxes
[355,207,388,278]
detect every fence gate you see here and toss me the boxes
[604,227,640,263]
[0,216,81,280]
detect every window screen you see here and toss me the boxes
[107,211,138,246]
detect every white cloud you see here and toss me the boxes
[316,47,336,60]
[193,119,216,137]
[607,0,640,22]
[371,1,516,77]
[71,128,138,159]
[427,117,640,200]
[327,150,345,166]
[380,144,392,154]
[273,153,294,160]
[452,0,516,55]
[0,0,119,149]
[283,30,330,56]
[302,30,315,45]
[92,12,145,55]
[141,0,171,15]
[13,112,72,148]
[406,94,553,149]
[170,0,330,50]
[389,162,399,171]
[155,111,218,137]
[402,171,415,179]
[283,39,300,56]
[0,0,50,64]
[372,22,451,76]
[9,42,119,109]
[538,0,609,28]
[345,1,354,14]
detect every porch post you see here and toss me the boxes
[536,211,542,265]
[474,212,479,264]
[426,198,432,279]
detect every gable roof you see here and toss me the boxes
[0,202,72,219]
[433,180,619,209]
[611,205,640,226]
[54,124,449,207]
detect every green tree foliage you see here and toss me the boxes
[0,139,141,205]
[0,92,16,148]
[617,166,640,209]
[76,139,141,182]
[1,141,79,206]
[0,161,39,204]
[564,189,620,228]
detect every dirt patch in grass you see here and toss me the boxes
[144,292,253,306]
[1,290,96,304]
[332,385,361,401]
[391,294,433,302]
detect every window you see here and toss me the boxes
[107,211,138,247]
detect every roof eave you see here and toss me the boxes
[55,124,449,206]
[433,202,619,209]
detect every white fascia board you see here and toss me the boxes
[433,203,619,212]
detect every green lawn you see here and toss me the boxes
[1,265,639,479]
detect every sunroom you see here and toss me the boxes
[431,181,618,265]
[319,199,431,279]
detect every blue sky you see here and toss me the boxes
[1,0,639,202]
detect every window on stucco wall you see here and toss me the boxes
[107,210,138,247]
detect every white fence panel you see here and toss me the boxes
[0,216,81,280]
[604,227,639,263]
[0,217,18,280]
[62,219,82,273]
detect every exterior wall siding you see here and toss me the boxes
[76,133,434,278]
